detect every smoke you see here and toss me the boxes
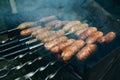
[14,0,87,21]
[0,0,118,33]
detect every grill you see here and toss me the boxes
[0,0,120,80]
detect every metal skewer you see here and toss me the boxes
[14,59,58,80]
[44,57,75,80]
[14,56,69,80]
[0,53,48,79]
[0,48,43,72]
[1,42,43,58]
[0,38,38,54]
[0,37,16,44]
[0,30,75,78]
[0,36,32,48]
[0,30,72,57]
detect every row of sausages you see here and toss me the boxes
[18,15,116,44]
[46,36,97,61]
[18,16,116,61]
[20,20,116,44]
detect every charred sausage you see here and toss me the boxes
[97,32,116,43]
[79,27,97,40]
[86,31,103,44]
[61,40,85,61]
[77,44,97,61]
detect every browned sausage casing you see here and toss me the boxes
[77,44,97,61]
[59,39,75,50]
[70,23,88,33]
[50,39,75,53]
[18,22,36,30]
[50,46,60,53]
[39,16,56,22]
[85,31,103,44]
[79,27,97,40]
[21,28,33,36]
[97,32,116,43]
[20,26,41,36]
[63,21,81,32]
[61,40,85,61]
[36,31,55,40]
[75,28,88,36]
[55,21,69,29]
[31,27,51,37]
[44,36,68,50]
[45,20,61,27]
[42,30,65,42]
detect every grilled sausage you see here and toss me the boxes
[59,39,75,50]
[50,45,60,53]
[69,23,88,33]
[54,21,69,29]
[18,22,36,30]
[86,31,103,44]
[39,16,56,22]
[36,31,55,40]
[79,27,97,40]
[68,24,81,33]
[45,20,61,27]
[63,21,81,32]
[75,24,89,36]
[44,36,68,50]
[97,32,116,43]
[21,28,33,36]
[75,28,87,36]
[20,26,41,36]
[31,27,51,37]
[61,40,85,61]
[42,30,65,42]
[50,39,75,53]
[77,44,97,61]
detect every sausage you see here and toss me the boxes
[31,27,51,37]
[61,40,85,61]
[20,28,33,36]
[61,21,70,25]
[36,31,55,40]
[18,16,56,30]
[18,22,36,29]
[75,28,88,36]
[59,39,75,50]
[42,30,65,42]
[50,45,60,53]
[77,44,97,61]
[45,20,61,27]
[68,24,81,33]
[39,16,56,22]
[54,21,69,29]
[20,26,41,36]
[79,27,97,40]
[97,32,116,43]
[50,39,75,53]
[44,36,68,50]
[63,21,81,32]
[69,23,89,33]
[85,31,103,44]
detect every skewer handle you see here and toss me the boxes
[0,27,18,35]
[0,39,18,48]
[2,47,29,58]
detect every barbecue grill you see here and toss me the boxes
[0,0,120,80]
